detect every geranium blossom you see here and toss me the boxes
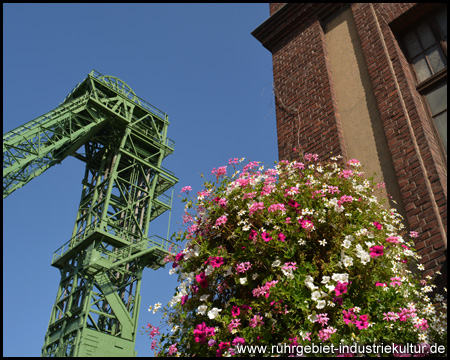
[249,201,265,215]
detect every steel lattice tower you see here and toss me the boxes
[3,70,178,356]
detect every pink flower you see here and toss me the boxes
[249,202,265,215]
[228,318,241,332]
[414,318,429,330]
[217,198,228,208]
[409,231,419,238]
[318,326,337,341]
[383,312,398,321]
[390,277,402,287]
[197,189,210,200]
[262,232,272,242]
[181,186,192,193]
[375,281,387,287]
[285,187,299,197]
[373,221,382,230]
[304,153,319,161]
[317,313,330,327]
[243,191,257,200]
[249,229,258,241]
[231,306,241,317]
[151,339,157,350]
[334,281,348,296]
[168,343,178,356]
[287,199,300,208]
[278,232,286,242]
[249,315,264,328]
[205,326,215,336]
[356,314,369,329]
[181,295,188,305]
[216,342,230,357]
[209,256,224,268]
[342,309,357,325]
[195,272,209,288]
[268,203,286,213]
[149,326,160,338]
[338,195,353,206]
[386,236,399,244]
[236,262,251,273]
[215,215,228,227]
[347,159,360,166]
[232,337,245,346]
[281,262,297,271]
[211,166,227,177]
[369,245,384,258]
[193,326,207,343]
[339,169,353,178]
[299,219,315,231]
[327,186,340,195]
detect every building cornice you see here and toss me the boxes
[252,3,347,53]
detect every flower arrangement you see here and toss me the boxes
[145,153,447,357]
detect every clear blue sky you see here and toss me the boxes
[3,3,277,357]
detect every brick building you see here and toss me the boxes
[252,3,446,286]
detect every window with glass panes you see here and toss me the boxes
[400,7,447,154]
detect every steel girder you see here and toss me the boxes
[2,70,178,357]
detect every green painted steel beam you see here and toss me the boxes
[3,70,178,357]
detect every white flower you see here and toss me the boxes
[321,276,330,284]
[365,241,375,248]
[272,260,281,267]
[224,266,233,277]
[153,302,162,313]
[298,239,306,245]
[252,273,259,280]
[205,265,214,276]
[332,273,349,283]
[171,325,179,333]
[242,224,250,231]
[342,240,352,249]
[194,245,200,257]
[319,239,327,246]
[325,284,335,292]
[342,256,353,268]
[282,269,294,279]
[237,209,246,217]
[148,305,153,312]
[307,314,317,323]
[344,235,354,242]
[197,305,208,315]
[316,300,326,309]
[353,307,361,313]
[311,291,322,301]
[199,294,210,302]
[239,277,248,285]
[360,253,371,265]
[417,264,425,271]
[207,307,222,320]
[305,275,318,290]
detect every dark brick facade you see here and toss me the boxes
[253,3,447,287]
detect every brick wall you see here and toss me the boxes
[351,3,447,283]
[272,16,347,163]
[253,3,447,287]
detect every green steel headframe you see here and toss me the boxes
[3,70,179,357]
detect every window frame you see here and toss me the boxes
[397,6,447,161]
